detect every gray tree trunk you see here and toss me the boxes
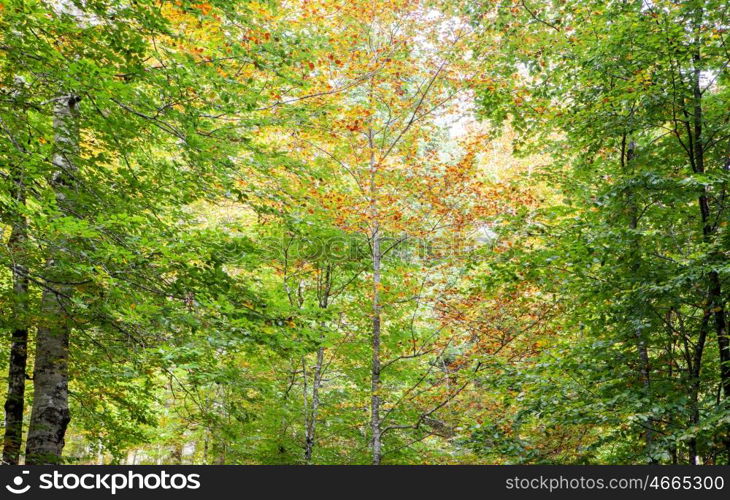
[368,128,382,465]
[303,264,332,463]
[25,94,80,464]
[304,346,324,463]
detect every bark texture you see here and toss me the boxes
[304,346,324,463]
[25,94,80,464]
[3,188,29,465]
[3,77,31,465]
[368,128,382,465]
[689,22,730,460]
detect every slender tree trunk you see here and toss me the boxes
[708,272,730,400]
[3,175,29,465]
[689,311,710,465]
[304,346,324,463]
[689,27,730,459]
[636,332,653,458]
[3,78,31,465]
[692,56,729,401]
[25,94,80,464]
[665,317,680,464]
[371,224,382,465]
[368,128,382,465]
[303,264,332,463]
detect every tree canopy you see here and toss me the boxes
[0,0,728,465]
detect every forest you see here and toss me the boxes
[0,0,729,466]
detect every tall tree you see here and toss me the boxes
[470,0,730,463]
[25,94,80,464]
[2,0,304,462]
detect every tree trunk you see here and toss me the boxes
[690,28,730,459]
[708,273,730,400]
[371,223,382,465]
[303,264,332,463]
[3,77,31,465]
[25,94,80,464]
[368,128,382,465]
[689,311,710,465]
[3,183,29,465]
[304,346,324,463]
[692,41,730,460]
[692,55,729,402]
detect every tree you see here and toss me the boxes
[1,0,302,463]
[470,0,730,463]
